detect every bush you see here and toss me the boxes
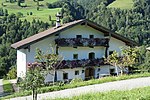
[16,12,23,18]
[6,66,17,80]
[70,78,83,84]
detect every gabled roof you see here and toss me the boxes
[11,19,138,49]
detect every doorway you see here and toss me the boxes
[85,67,95,80]
[89,52,95,59]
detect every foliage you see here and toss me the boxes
[2,72,150,99]
[2,80,13,93]
[6,66,17,80]
[61,0,85,23]
[106,47,138,75]
[18,64,45,100]
[70,78,83,84]
[55,86,150,100]
[35,46,63,85]
[0,13,50,78]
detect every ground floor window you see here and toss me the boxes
[75,70,79,75]
[63,73,68,80]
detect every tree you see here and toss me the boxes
[17,0,21,6]
[35,45,63,85]
[19,63,45,100]
[106,47,138,76]
[106,51,119,76]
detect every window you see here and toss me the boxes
[73,54,78,59]
[90,35,94,38]
[97,68,101,72]
[109,51,114,55]
[89,52,95,59]
[75,70,79,75]
[76,35,82,38]
[82,70,84,73]
[63,73,68,80]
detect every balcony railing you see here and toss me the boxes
[59,58,105,69]
[55,38,109,47]
[27,58,105,69]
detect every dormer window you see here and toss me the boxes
[76,35,82,38]
[90,35,94,38]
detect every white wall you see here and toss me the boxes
[57,68,85,81]
[109,37,127,55]
[60,25,104,38]
[17,49,27,77]
[95,65,110,78]
[44,68,85,82]
[26,35,56,63]
[59,47,105,60]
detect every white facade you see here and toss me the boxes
[16,24,128,82]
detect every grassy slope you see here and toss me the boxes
[56,86,150,100]
[0,0,60,22]
[108,0,134,9]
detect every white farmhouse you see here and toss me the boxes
[11,19,137,82]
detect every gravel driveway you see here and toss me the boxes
[11,77,150,100]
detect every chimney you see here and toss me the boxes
[56,12,61,28]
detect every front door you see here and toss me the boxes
[85,67,95,80]
[89,52,95,59]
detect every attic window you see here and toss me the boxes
[76,35,82,38]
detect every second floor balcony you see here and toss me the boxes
[55,38,109,47]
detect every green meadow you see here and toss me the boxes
[0,0,60,22]
[108,0,134,9]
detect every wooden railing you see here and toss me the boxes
[55,38,109,47]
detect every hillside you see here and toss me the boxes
[0,0,60,22]
[108,0,134,9]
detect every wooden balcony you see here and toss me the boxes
[55,38,109,47]
[59,58,105,69]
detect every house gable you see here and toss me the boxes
[11,19,138,50]
[60,25,104,38]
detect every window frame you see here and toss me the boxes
[73,54,78,59]
[75,70,79,75]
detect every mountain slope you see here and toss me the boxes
[108,0,134,9]
[0,0,60,22]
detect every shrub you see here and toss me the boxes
[16,12,23,18]
[70,78,83,84]
[6,66,17,80]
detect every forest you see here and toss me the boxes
[0,0,149,78]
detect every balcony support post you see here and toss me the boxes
[56,46,59,55]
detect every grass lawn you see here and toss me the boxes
[1,72,150,99]
[0,0,60,22]
[2,80,13,93]
[108,0,134,9]
[56,86,150,100]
